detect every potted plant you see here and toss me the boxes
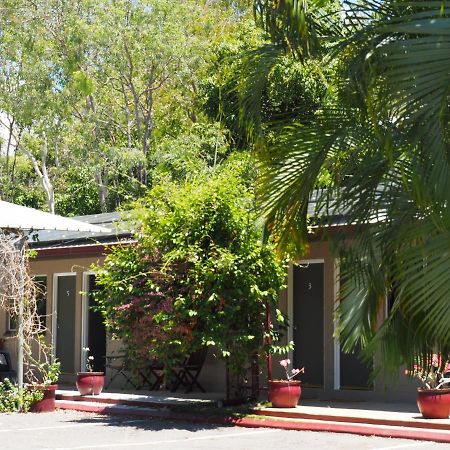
[0,378,44,412]
[76,348,105,395]
[269,359,304,408]
[406,354,450,419]
[28,359,61,413]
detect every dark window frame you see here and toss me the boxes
[6,303,17,332]
[34,275,48,332]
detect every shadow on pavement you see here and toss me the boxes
[64,412,229,433]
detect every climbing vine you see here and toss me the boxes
[94,156,287,376]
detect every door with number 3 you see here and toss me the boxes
[293,262,324,387]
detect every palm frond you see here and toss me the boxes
[254,0,344,60]
[244,0,450,373]
[236,44,284,139]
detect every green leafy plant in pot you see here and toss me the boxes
[27,359,61,413]
[0,378,44,413]
[26,336,61,414]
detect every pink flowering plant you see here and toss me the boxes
[405,354,450,389]
[279,359,304,381]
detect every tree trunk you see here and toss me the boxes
[5,117,15,177]
[19,137,55,214]
[95,170,109,213]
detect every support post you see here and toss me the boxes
[266,300,272,385]
[225,362,230,401]
[250,353,259,400]
[17,296,24,389]
[14,235,27,410]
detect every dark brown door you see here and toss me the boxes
[56,275,76,373]
[339,271,373,390]
[293,263,324,387]
[87,275,106,372]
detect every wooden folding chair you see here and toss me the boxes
[170,347,207,393]
[105,354,139,390]
[138,359,164,390]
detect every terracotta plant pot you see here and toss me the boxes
[269,380,301,408]
[417,388,450,419]
[29,384,57,413]
[76,372,105,395]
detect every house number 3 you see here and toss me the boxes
[308,282,312,290]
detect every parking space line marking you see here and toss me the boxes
[51,428,280,449]
[377,443,437,450]
[0,419,147,433]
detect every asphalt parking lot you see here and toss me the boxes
[1,410,449,450]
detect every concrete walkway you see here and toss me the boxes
[55,389,450,444]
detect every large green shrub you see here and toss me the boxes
[94,156,286,376]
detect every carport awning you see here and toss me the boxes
[0,200,110,233]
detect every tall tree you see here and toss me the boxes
[241,1,450,372]
[0,0,244,213]
[0,0,88,212]
[64,0,242,210]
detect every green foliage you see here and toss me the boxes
[0,155,46,209]
[150,121,230,181]
[242,0,450,374]
[54,167,101,216]
[0,0,248,215]
[35,360,61,385]
[200,17,263,148]
[253,0,342,60]
[201,13,331,149]
[265,57,328,123]
[94,155,286,376]
[0,378,44,413]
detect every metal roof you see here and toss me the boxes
[28,211,131,249]
[0,200,111,233]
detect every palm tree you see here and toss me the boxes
[242,1,450,373]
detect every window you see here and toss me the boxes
[5,276,47,334]
[6,303,17,332]
[34,276,47,331]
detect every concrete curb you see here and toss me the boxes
[252,408,450,431]
[56,393,170,409]
[56,400,450,444]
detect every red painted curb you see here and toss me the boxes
[57,393,450,433]
[237,417,450,443]
[252,408,450,431]
[56,401,450,444]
